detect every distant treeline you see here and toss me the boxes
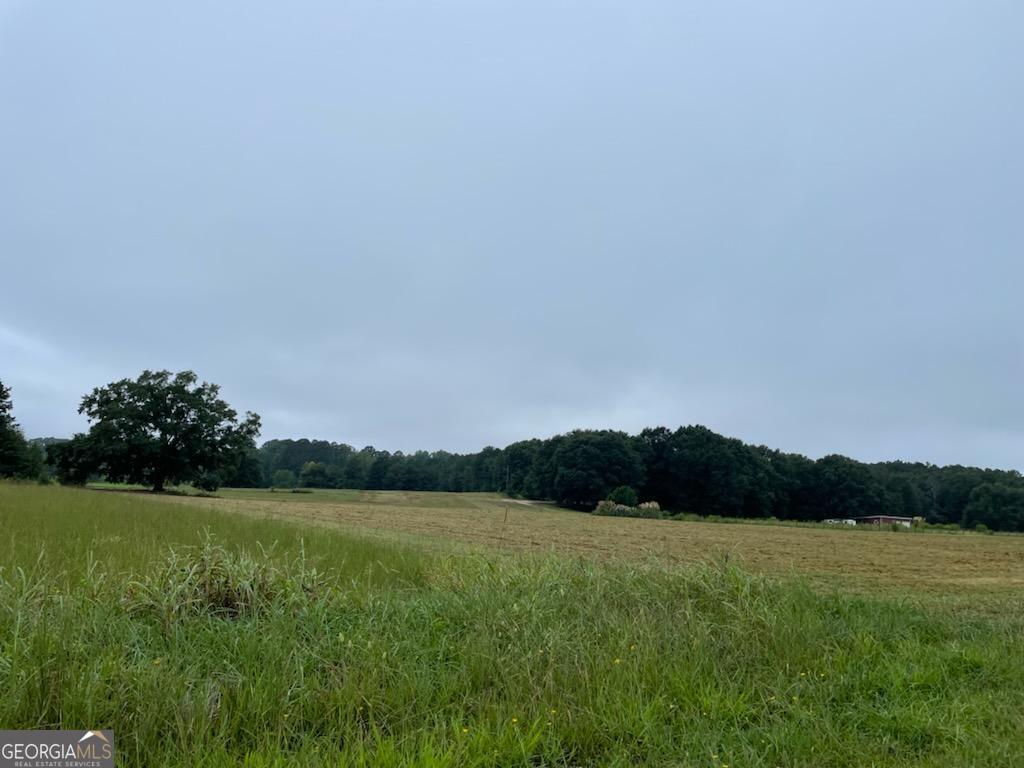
[226,426,1024,532]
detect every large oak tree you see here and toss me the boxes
[53,370,260,491]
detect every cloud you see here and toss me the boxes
[1,1,1022,468]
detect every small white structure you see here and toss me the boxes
[855,515,914,528]
[823,518,857,526]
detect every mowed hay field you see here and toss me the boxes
[156,488,1024,598]
[2,484,1024,767]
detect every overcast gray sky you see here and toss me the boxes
[2,1,1022,468]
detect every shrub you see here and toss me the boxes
[594,499,663,519]
[271,469,296,489]
[634,504,664,519]
[608,485,639,507]
[193,471,222,492]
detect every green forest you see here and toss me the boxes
[4,373,1023,533]
[236,427,1024,532]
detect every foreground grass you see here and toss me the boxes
[1,484,1022,766]
[2,485,428,590]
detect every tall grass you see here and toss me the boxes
[0,484,427,589]
[1,483,1022,766]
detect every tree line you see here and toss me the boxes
[234,426,1024,532]
[2,371,1022,532]
[1,372,259,493]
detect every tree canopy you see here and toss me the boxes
[229,428,1024,532]
[52,370,260,491]
[0,379,43,480]
[20,368,1023,531]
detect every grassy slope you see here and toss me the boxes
[1,483,1022,767]
[146,487,1024,599]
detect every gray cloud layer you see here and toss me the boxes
[2,1,1022,468]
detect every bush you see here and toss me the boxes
[594,499,663,519]
[193,471,222,492]
[271,469,296,489]
[608,485,639,507]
